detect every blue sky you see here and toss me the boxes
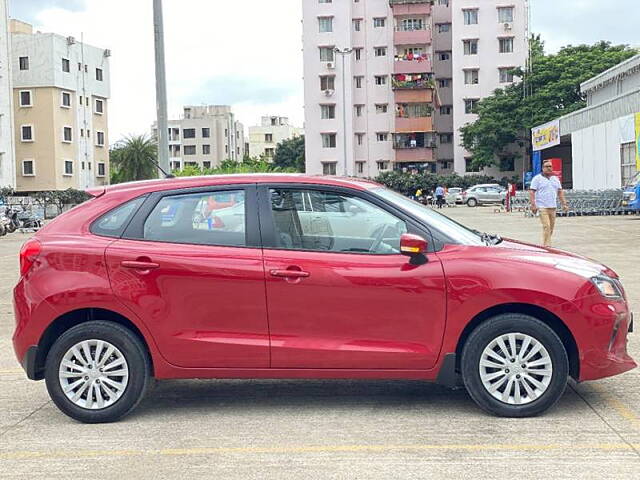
[9,0,638,142]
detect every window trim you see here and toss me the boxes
[62,125,73,143]
[97,162,106,178]
[255,184,436,254]
[21,124,35,142]
[22,159,35,176]
[19,90,33,107]
[63,159,74,177]
[94,98,104,115]
[61,91,72,108]
[121,185,261,249]
[96,130,106,147]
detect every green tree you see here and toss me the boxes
[461,38,637,169]
[172,158,298,177]
[273,135,305,172]
[110,135,159,184]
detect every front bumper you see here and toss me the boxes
[578,300,636,381]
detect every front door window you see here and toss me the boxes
[269,189,407,254]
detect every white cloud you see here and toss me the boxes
[30,0,304,142]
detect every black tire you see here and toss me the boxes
[461,314,568,417]
[45,321,152,423]
[467,198,478,207]
[501,198,507,206]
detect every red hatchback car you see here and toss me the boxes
[13,175,635,423]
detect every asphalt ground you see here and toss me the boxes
[0,207,638,478]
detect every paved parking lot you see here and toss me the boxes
[0,207,638,479]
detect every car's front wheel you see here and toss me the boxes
[467,198,478,207]
[45,321,152,423]
[461,314,569,417]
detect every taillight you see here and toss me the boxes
[19,238,41,276]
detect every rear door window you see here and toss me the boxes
[143,190,246,247]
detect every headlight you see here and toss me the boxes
[591,276,623,299]
[630,192,637,201]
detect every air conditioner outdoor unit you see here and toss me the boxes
[503,22,513,31]
[324,89,335,97]
[104,49,111,57]
[325,62,335,69]
[67,36,76,45]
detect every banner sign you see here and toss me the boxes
[532,120,560,151]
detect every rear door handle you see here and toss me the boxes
[270,269,310,279]
[121,260,160,270]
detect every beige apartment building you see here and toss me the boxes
[11,20,111,192]
[153,105,246,171]
[249,116,303,160]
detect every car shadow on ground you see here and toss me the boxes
[132,379,587,419]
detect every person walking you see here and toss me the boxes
[435,185,445,209]
[529,160,569,247]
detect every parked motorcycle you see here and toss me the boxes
[17,209,43,232]
[0,213,9,236]
[4,207,20,233]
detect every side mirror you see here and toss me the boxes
[400,233,428,258]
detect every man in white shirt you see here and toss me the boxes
[529,160,568,247]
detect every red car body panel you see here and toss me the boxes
[104,239,270,368]
[12,175,636,384]
[263,249,447,369]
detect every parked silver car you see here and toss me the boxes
[462,184,507,207]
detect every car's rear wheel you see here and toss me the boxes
[461,314,568,417]
[467,198,478,207]
[45,321,151,423]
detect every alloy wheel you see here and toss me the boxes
[58,339,129,410]
[479,333,553,405]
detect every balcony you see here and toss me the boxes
[395,148,435,163]
[394,28,431,46]
[393,132,437,150]
[395,104,434,132]
[392,73,435,90]
[394,54,432,74]
[395,88,433,102]
[389,0,432,16]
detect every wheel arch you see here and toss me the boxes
[454,303,579,380]
[32,308,155,380]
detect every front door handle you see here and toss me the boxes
[270,269,310,279]
[121,260,160,270]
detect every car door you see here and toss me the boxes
[486,187,502,203]
[104,185,271,368]
[259,185,447,370]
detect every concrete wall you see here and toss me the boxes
[571,114,635,190]
[0,0,15,189]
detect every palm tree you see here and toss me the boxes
[110,135,159,184]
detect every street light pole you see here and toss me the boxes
[153,0,170,177]
[334,48,353,176]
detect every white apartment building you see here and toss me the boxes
[249,116,303,160]
[303,0,528,178]
[0,0,15,189]
[303,0,437,177]
[11,20,111,192]
[154,105,246,172]
[449,0,528,177]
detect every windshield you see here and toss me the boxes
[372,187,485,246]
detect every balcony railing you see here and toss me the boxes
[392,74,435,90]
[393,133,437,149]
[390,0,433,5]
